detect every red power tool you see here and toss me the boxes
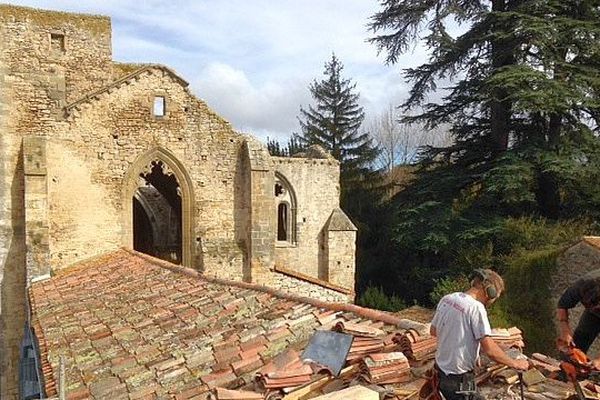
[558,342,600,400]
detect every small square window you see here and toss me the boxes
[50,33,65,54]
[153,96,166,117]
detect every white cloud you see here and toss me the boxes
[193,63,310,141]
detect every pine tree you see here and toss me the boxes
[266,136,304,157]
[266,137,284,156]
[366,0,600,303]
[294,54,380,214]
[369,0,600,227]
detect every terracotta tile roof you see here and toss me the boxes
[29,249,425,399]
[31,251,567,400]
[583,236,600,251]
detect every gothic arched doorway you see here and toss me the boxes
[123,148,194,266]
[133,161,182,263]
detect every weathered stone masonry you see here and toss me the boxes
[0,5,356,398]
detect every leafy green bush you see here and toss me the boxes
[495,217,588,254]
[357,286,406,312]
[491,248,561,355]
[490,218,590,354]
[429,275,470,305]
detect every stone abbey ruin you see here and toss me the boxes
[0,5,356,398]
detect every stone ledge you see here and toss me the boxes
[273,264,353,295]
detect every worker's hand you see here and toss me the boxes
[592,357,600,370]
[512,359,529,371]
[558,326,574,349]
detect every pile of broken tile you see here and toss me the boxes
[208,318,432,399]
[207,323,536,399]
[209,323,600,400]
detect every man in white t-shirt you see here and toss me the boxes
[430,269,528,400]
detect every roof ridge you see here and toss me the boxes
[64,64,189,113]
[123,248,425,330]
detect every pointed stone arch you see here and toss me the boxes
[123,147,195,267]
[274,171,298,244]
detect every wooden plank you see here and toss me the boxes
[311,385,380,400]
[281,365,359,400]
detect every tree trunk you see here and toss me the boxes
[489,0,515,155]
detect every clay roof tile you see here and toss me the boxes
[29,249,430,398]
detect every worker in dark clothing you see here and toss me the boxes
[557,270,600,367]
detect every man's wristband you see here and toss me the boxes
[559,318,569,323]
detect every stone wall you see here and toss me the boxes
[272,156,341,277]
[0,4,112,104]
[54,69,246,277]
[325,229,356,290]
[272,156,356,291]
[272,271,351,303]
[246,137,276,284]
[552,239,600,357]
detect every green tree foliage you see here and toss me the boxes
[429,275,470,305]
[294,54,381,217]
[266,136,303,157]
[357,286,406,312]
[366,0,600,306]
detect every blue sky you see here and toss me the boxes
[5,1,432,142]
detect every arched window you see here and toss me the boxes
[274,173,297,245]
[277,203,288,241]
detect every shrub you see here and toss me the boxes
[491,248,561,355]
[429,275,470,305]
[357,286,406,312]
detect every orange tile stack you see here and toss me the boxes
[259,364,315,389]
[256,349,322,390]
[490,327,525,350]
[393,328,437,364]
[360,352,412,384]
[333,321,386,362]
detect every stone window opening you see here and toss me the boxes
[153,96,166,117]
[50,33,65,54]
[277,202,289,241]
[275,173,297,245]
[275,183,284,197]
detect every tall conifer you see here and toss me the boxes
[365,0,600,302]
[295,54,379,215]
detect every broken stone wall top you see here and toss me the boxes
[0,4,110,34]
[0,3,113,103]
